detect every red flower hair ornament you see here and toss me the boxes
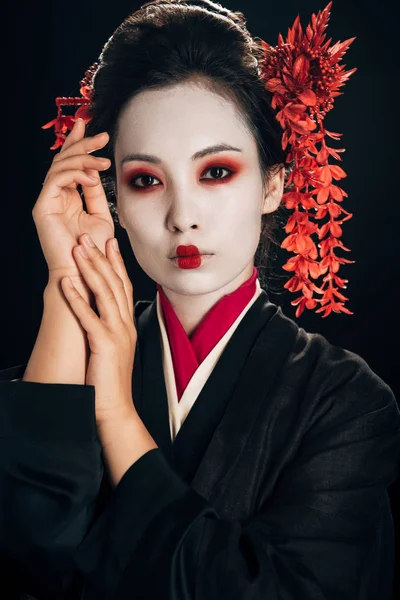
[42,1,357,319]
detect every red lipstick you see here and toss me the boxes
[176,245,200,257]
[171,245,213,269]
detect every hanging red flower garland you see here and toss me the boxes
[259,1,357,317]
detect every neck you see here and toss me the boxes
[157,262,255,337]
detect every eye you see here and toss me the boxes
[128,165,235,189]
[128,174,161,189]
[200,166,234,181]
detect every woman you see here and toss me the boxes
[1,1,399,598]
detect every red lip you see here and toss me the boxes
[175,245,201,258]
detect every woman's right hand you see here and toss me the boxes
[33,118,114,286]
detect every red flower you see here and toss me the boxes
[260,1,357,317]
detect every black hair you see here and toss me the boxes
[85,0,292,290]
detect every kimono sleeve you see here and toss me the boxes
[74,353,400,600]
[0,362,104,599]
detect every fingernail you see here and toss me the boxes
[83,233,95,247]
[78,245,89,258]
[112,238,119,252]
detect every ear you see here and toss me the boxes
[261,164,285,215]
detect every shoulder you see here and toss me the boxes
[275,306,396,403]
[268,316,400,494]
[294,324,399,438]
[270,307,399,434]
[301,327,392,395]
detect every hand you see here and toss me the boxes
[61,232,138,425]
[32,118,114,285]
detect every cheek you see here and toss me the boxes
[225,188,261,228]
[117,194,148,228]
[224,198,263,249]
[118,204,147,241]
[118,203,163,258]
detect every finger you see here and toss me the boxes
[58,118,83,155]
[43,154,110,186]
[80,164,112,220]
[78,126,112,218]
[77,234,132,324]
[72,241,125,331]
[40,169,99,201]
[61,276,106,339]
[55,121,111,202]
[60,123,109,160]
[51,120,86,191]
[59,120,112,219]
[105,238,134,323]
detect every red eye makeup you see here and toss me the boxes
[122,156,244,191]
[122,167,161,191]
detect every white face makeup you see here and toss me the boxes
[114,80,284,329]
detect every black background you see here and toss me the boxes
[3,0,399,596]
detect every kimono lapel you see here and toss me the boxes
[133,300,174,463]
[133,291,299,498]
[157,279,263,446]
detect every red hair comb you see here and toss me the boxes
[42,62,98,150]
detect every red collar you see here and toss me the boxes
[156,267,259,401]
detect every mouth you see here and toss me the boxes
[169,244,213,259]
[169,254,214,266]
[170,253,211,259]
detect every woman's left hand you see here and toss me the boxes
[61,232,138,426]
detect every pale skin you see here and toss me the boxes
[23,121,115,386]
[23,79,284,487]
[60,233,158,487]
[115,80,285,336]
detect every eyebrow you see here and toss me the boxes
[120,143,243,167]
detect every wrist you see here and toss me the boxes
[97,410,158,487]
[22,271,92,385]
[96,406,139,434]
[45,272,93,303]
[97,408,140,455]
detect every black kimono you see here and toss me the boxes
[1,289,400,599]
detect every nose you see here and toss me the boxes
[166,186,201,233]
